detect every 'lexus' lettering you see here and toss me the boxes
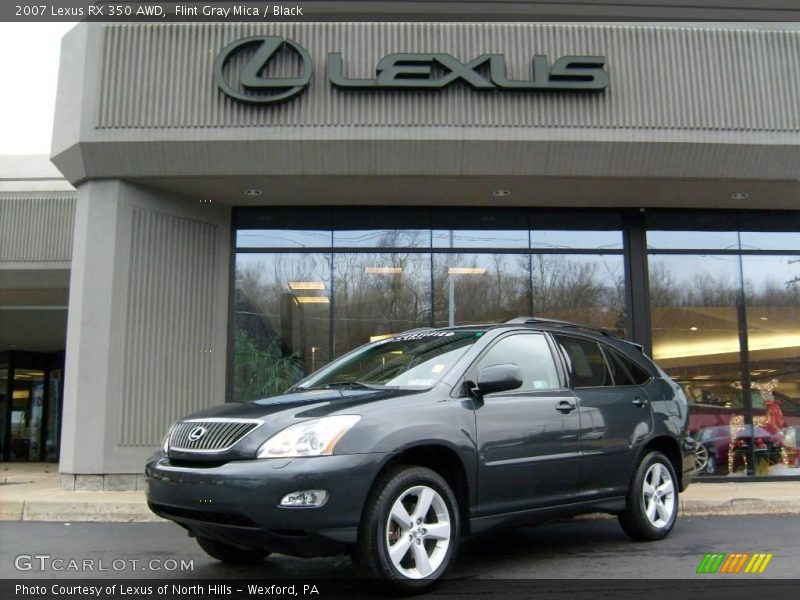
[214,36,609,105]
[328,52,608,91]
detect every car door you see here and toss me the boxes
[472,332,582,515]
[553,334,654,499]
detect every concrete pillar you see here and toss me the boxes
[59,180,230,490]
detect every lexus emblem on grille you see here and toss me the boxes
[187,426,207,442]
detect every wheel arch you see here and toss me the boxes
[370,442,472,535]
[640,435,684,490]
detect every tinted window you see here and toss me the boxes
[555,336,612,387]
[476,334,560,392]
[604,348,636,386]
[613,349,651,385]
[603,347,651,386]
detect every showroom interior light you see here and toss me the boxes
[295,296,330,304]
[365,267,403,274]
[654,332,800,361]
[288,281,326,290]
[448,267,487,275]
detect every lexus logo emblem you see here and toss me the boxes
[214,35,313,104]
[187,426,207,442]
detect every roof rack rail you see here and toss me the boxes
[504,317,612,337]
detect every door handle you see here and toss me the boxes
[555,400,576,414]
[632,396,647,407]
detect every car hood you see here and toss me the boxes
[165,387,421,462]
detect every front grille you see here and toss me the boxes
[168,419,261,452]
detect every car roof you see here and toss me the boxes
[396,317,647,357]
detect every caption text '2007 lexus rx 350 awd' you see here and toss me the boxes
[146,318,694,592]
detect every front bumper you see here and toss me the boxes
[145,452,388,557]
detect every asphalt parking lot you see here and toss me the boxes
[1,515,798,580]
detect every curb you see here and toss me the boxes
[681,498,800,517]
[0,500,165,523]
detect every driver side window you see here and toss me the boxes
[476,334,560,392]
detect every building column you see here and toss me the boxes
[59,180,230,490]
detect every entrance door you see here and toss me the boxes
[1,351,64,462]
[8,369,45,461]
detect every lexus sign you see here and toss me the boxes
[214,35,609,105]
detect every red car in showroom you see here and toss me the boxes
[688,385,799,475]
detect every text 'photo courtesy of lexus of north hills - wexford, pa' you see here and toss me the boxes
[146,318,694,592]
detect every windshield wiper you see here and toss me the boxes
[290,381,389,391]
[320,381,386,390]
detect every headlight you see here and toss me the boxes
[161,424,175,453]
[257,415,361,459]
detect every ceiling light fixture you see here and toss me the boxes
[690,326,699,331]
[295,296,330,304]
[289,281,326,290]
[365,267,403,274]
[244,188,262,197]
[448,267,487,275]
[731,192,749,200]
[492,189,511,198]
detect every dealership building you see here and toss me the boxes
[1,8,799,488]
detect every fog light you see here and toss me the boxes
[280,490,329,508]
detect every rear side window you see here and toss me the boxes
[604,349,636,386]
[606,347,652,385]
[555,335,612,388]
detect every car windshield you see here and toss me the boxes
[294,330,484,390]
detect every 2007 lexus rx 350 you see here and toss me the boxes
[146,318,694,592]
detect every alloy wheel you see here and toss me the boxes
[694,441,708,472]
[642,462,676,529]
[384,485,452,579]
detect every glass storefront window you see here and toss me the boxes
[742,255,800,475]
[432,230,529,248]
[333,252,432,354]
[433,253,531,327]
[532,254,627,336]
[530,230,623,250]
[0,365,7,459]
[647,231,740,251]
[333,230,430,248]
[739,232,800,251]
[649,255,748,476]
[234,253,332,402]
[45,369,61,462]
[232,209,800,480]
[236,230,332,248]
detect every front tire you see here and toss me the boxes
[195,536,270,565]
[618,451,679,541]
[354,466,460,593]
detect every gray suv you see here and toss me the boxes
[146,318,694,592]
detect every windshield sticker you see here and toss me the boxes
[374,331,456,345]
[431,364,446,373]
[406,379,435,387]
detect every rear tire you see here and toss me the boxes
[195,536,270,565]
[354,466,460,593]
[618,451,679,541]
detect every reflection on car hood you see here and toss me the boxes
[179,387,422,421]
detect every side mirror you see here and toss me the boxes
[474,363,523,396]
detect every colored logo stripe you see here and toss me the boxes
[744,553,773,574]
[719,553,749,573]
[697,553,773,574]
[697,553,726,573]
